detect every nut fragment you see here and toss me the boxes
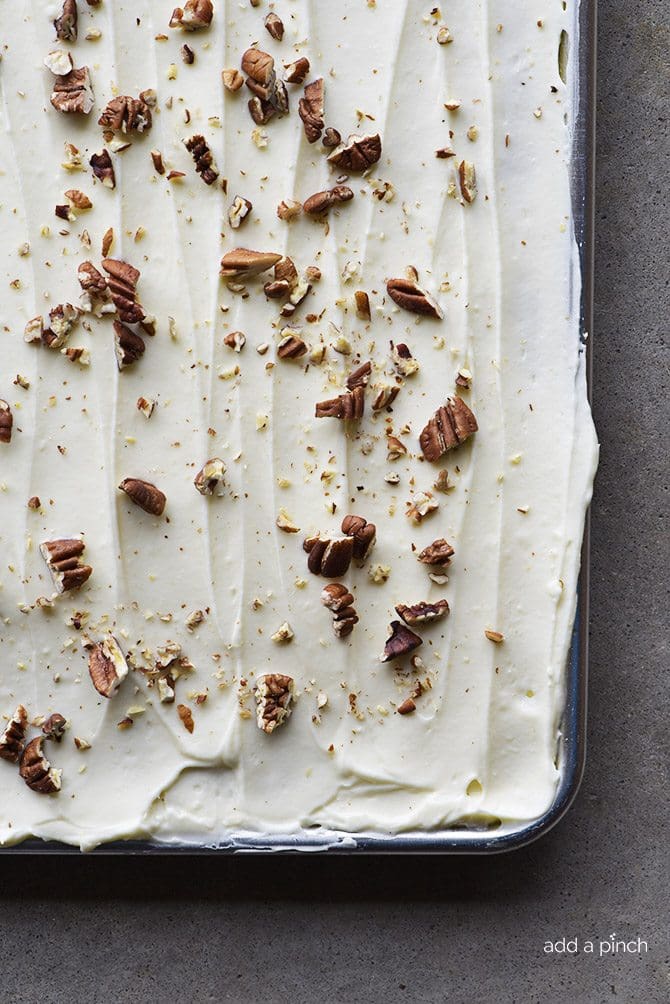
[222,68,244,92]
[90,149,116,188]
[177,704,195,732]
[298,78,324,143]
[241,48,275,85]
[485,629,505,644]
[271,622,294,644]
[54,0,78,42]
[277,198,302,221]
[381,621,423,663]
[0,400,12,444]
[284,57,310,84]
[265,12,284,40]
[114,321,145,370]
[194,458,226,496]
[255,674,295,734]
[87,635,129,698]
[40,538,93,593]
[277,333,308,359]
[102,258,145,323]
[386,277,443,319]
[228,195,252,228]
[50,66,95,114]
[304,535,354,578]
[220,247,282,280]
[44,49,74,76]
[321,583,359,638]
[354,290,371,321]
[98,95,153,134]
[327,133,382,172]
[397,698,417,716]
[42,713,67,742]
[185,134,219,185]
[0,705,28,763]
[118,478,166,516]
[315,385,364,420]
[341,514,376,562]
[417,538,455,566]
[303,185,353,215]
[395,600,450,626]
[419,396,478,461]
[170,0,214,30]
[19,737,61,794]
[346,361,372,390]
[42,303,80,348]
[458,160,477,203]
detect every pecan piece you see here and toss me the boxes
[185,134,219,185]
[304,535,354,578]
[277,333,308,359]
[419,396,478,461]
[222,68,244,92]
[220,247,282,280]
[458,160,477,203]
[194,458,226,496]
[228,195,252,228]
[303,185,353,216]
[265,12,284,40]
[90,149,115,188]
[177,704,195,732]
[114,321,145,370]
[78,261,111,314]
[87,635,129,698]
[315,385,365,420]
[0,400,12,444]
[40,538,92,593]
[54,0,78,42]
[169,0,214,30]
[321,584,358,638]
[354,290,371,321]
[341,514,376,562]
[119,478,166,516]
[0,705,28,763]
[98,95,153,134]
[346,361,372,390]
[19,737,61,794]
[102,258,145,323]
[395,600,450,626]
[386,277,443,319]
[397,698,417,716]
[42,713,67,742]
[241,48,275,86]
[327,132,382,172]
[284,57,310,84]
[417,538,455,566]
[42,303,80,349]
[381,621,423,663]
[255,674,295,734]
[50,66,94,114]
[299,78,324,143]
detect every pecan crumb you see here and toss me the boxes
[114,320,145,369]
[0,400,13,444]
[42,713,67,742]
[54,0,78,42]
[177,704,195,733]
[118,477,166,516]
[185,134,219,185]
[222,68,244,92]
[255,674,295,734]
[265,12,284,40]
[170,0,214,30]
[397,698,417,716]
[315,385,365,420]
[87,635,129,698]
[228,195,252,228]
[90,149,115,188]
[299,78,324,143]
[485,629,505,644]
[50,66,95,115]
[458,160,477,203]
[19,737,61,794]
[347,361,372,390]
[0,705,28,763]
[284,57,310,84]
[194,458,226,496]
[381,621,423,663]
[417,538,455,566]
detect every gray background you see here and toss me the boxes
[1,3,668,1001]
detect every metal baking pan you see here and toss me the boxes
[7,0,596,855]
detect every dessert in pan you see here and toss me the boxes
[0,1,597,850]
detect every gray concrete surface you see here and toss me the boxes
[1,3,668,1002]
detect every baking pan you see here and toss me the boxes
[6,0,596,855]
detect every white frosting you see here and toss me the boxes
[0,0,597,849]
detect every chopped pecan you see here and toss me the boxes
[90,149,115,188]
[151,150,165,174]
[381,621,423,663]
[277,198,302,221]
[65,189,92,212]
[20,737,61,794]
[222,68,244,91]
[395,600,450,626]
[42,713,67,742]
[458,160,477,203]
[303,185,353,216]
[114,321,145,370]
[354,290,371,321]
[397,698,416,715]
[315,385,364,420]
[265,12,284,40]
[327,132,382,172]
[241,48,275,85]
[41,303,80,349]
[419,396,478,461]
[346,361,372,390]
[44,49,74,76]
[177,704,195,732]
[277,333,308,359]
[372,384,399,412]
[194,457,226,496]
[102,258,145,323]
[228,195,252,228]
[485,629,504,644]
[255,674,295,734]
[220,248,282,280]
[54,0,78,42]
[50,66,94,114]
[322,584,358,638]
[98,95,152,134]
[87,635,129,698]
[0,705,28,763]
[304,535,354,578]
[322,127,342,148]
[386,277,443,319]
[223,330,246,351]
[248,95,275,125]
[392,342,419,377]
[181,43,195,63]
[341,514,376,562]
[299,78,324,143]
[119,478,166,516]
[284,57,310,84]
[169,0,214,29]
[417,538,455,566]
[386,435,408,461]
[0,400,12,444]
[185,134,219,185]
[40,538,92,593]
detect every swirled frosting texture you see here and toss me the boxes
[0,0,597,849]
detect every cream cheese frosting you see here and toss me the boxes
[0,0,598,850]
